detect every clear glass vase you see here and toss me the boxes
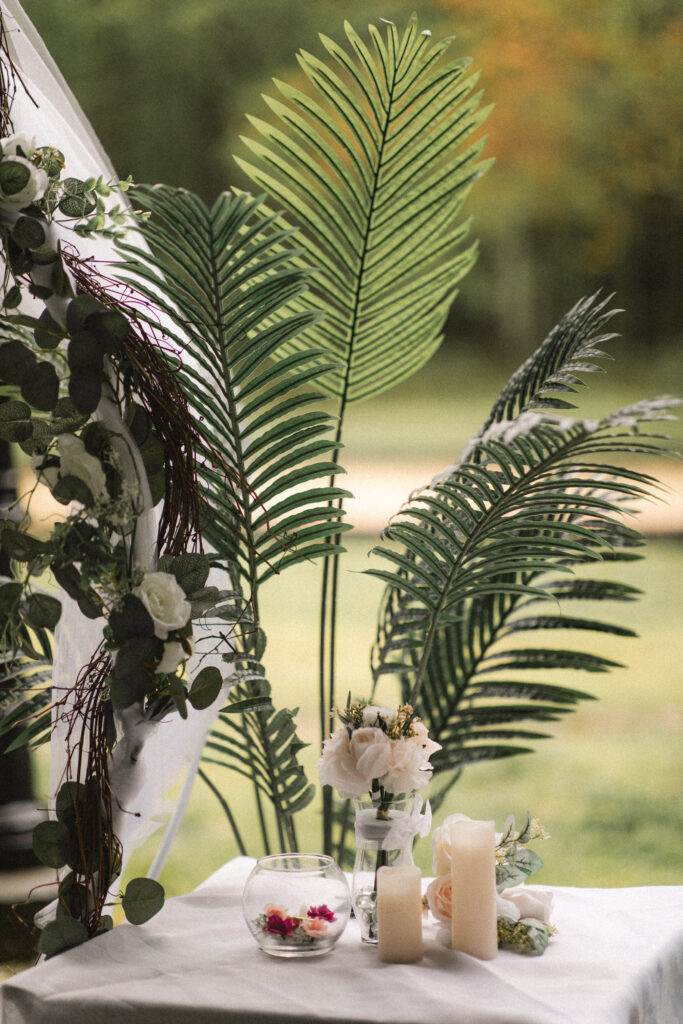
[242,853,351,958]
[351,794,417,944]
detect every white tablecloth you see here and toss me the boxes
[1,858,682,1024]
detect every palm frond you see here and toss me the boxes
[370,396,679,800]
[118,185,351,586]
[118,185,349,851]
[236,16,492,408]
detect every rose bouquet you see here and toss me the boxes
[427,812,554,955]
[317,701,438,942]
[317,700,441,808]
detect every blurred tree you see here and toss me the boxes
[20,0,682,357]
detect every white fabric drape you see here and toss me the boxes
[1,0,229,883]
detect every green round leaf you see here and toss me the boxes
[59,193,97,218]
[121,877,165,925]
[1,529,48,561]
[0,399,32,444]
[21,360,60,412]
[55,781,87,825]
[164,553,211,596]
[35,308,65,350]
[12,215,46,250]
[3,284,22,309]
[188,665,223,711]
[109,593,154,644]
[30,243,60,265]
[26,591,62,629]
[0,581,23,612]
[52,474,95,507]
[66,294,104,334]
[88,309,130,354]
[0,339,36,386]
[32,819,71,868]
[37,916,89,958]
[0,158,31,196]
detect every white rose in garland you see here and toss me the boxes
[155,640,186,675]
[133,571,192,639]
[0,153,48,211]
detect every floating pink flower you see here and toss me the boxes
[263,913,297,937]
[301,917,329,938]
[307,904,336,922]
[263,903,287,919]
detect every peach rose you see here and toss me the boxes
[301,917,329,938]
[426,874,452,925]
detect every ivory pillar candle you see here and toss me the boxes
[449,819,497,960]
[377,865,423,963]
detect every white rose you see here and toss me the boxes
[426,874,452,925]
[133,571,191,639]
[349,727,392,782]
[155,641,185,675]
[57,434,108,501]
[317,729,370,798]
[1,133,39,158]
[431,813,473,875]
[498,886,554,924]
[0,154,48,210]
[381,736,431,795]
[361,704,397,727]
[409,720,442,760]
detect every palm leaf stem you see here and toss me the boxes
[197,767,247,856]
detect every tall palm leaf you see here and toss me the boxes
[237,16,492,848]
[118,185,351,850]
[370,296,679,810]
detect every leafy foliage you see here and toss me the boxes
[370,296,679,806]
[119,185,347,849]
[237,15,492,407]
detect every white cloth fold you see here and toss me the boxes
[1,863,682,1024]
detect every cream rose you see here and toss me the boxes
[431,813,473,875]
[0,154,48,210]
[57,434,108,501]
[349,727,392,782]
[317,729,370,798]
[133,571,191,639]
[426,874,453,925]
[1,132,39,159]
[382,736,431,794]
[498,886,554,924]
[155,640,185,675]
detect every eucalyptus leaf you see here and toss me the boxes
[188,665,223,710]
[35,308,65,349]
[52,474,95,507]
[37,916,89,958]
[0,339,35,386]
[21,360,59,412]
[121,876,165,925]
[12,215,45,250]
[25,591,62,629]
[32,819,71,868]
[109,593,155,644]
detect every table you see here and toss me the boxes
[1,857,682,1024]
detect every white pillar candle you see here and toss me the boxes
[449,819,498,960]
[377,865,423,963]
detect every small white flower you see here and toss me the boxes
[349,727,392,781]
[498,886,554,924]
[133,571,191,640]
[382,737,431,795]
[57,434,108,501]
[0,154,48,211]
[1,133,39,159]
[317,729,370,798]
[155,640,185,675]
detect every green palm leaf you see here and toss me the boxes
[370,353,678,804]
[118,185,349,851]
[237,15,492,406]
